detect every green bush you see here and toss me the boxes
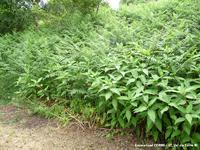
[48,0,101,15]
[71,0,101,14]
[0,0,34,34]
[0,0,200,147]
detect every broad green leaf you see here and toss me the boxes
[186,85,200,93]
[191,114,200,119]
[143,95,149,103]
[118,117,125,128]
[98,85,109,93]
[175,117,185,125]
[120,71,126,77]
[37,77,43,83]
[191,133,200,143]
[160,106,169,115]
[158,67,163,76]
[152,74,159,81]
[144,89,158,95]
[115,64,120,70]
[163,115,171,126]
[174,105,186,114]
[116,75,123,81]
[140,75,146,84]
[165,127,172,139]
[134,105,147,113]
[185,114,192,125]
[159,80,168,87]
[183,122,191,135]
[148,109,156,123]
[117,96,129,101]
[148,98,157,107]
[143,69,148,76]
[178,85,186,95]
[146,117,153,132]
[105,92,112,100]
[125,110,132,122]
[110,88,120,95]
[181,133,191,143]
[159,91,170,103]
[171,130,181,138]
[105,67,114,72]
[131,117,137,127]
[131,102,138,107]
[165,89,179,93]
[126,78,136,86]
[136,81,142,88]
[118,100,125,106]
[112,99,118,111]
[107,109,115,114]
[108,74,115,80]
[155,118,162,132]
[111,119,117,128]
[135,87,144,96]
[186,103,193,113]
[169,103,179,109]
[186,93,197,99]
[152,129,159,142]
[131,70,138,78]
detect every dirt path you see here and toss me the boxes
[0,105,138,150]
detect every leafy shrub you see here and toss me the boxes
[0,0,34,34]
[0,0,200,147]
[123,0,153,5]
[48,0,101,15]
[71,0,101,14]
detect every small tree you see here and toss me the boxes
[0,0,33,34]
[71,0,101,14]
[48,0,101,15]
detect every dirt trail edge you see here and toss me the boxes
[0,105,138,150]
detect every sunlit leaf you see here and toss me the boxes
[148,109,156,123]
[126,110,132,122]
[112,99,118,111]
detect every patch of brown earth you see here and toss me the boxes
[0,105,139,150]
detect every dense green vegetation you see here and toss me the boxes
[0,0,200,148]
[0,0,34,34]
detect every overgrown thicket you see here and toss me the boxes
[47,0,101,15]
[0,0,101,34]
[0,0,34,34]
[0,0,200,147]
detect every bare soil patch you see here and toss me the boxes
[0,105,138,150]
